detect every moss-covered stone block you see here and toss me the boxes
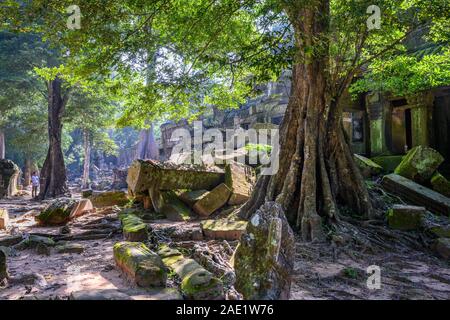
[89,191,129,208]
[35,198,78,226]
[200,219,247,240]
[120,214,148,242]
[371,155,404,173]
[193,183,231,217]
[431,172,450,198]
[179,190,209,207]
[394,146,444,183]
[127,159,224,194]
[158,245,224,300]
[225,162,254,205]
[155,190,193,221]
[354,154,383,178]
[387,204,425,230]
[55,243,85,254]
[113,242,167,287]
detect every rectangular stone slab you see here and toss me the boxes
[158,246,224,300]
[127,159,224,194]
[120,214,148,242]
[382,174,450,216]
[0,209,9,230]
[113,242,167,287]
[193,183,231,217]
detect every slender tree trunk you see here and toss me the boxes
[38,77,70,199]
[0,129,5,159]
[82,129,91,189]
[241,0,373,241]
[23,157,32,188]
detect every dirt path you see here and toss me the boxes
[291,240,450,300]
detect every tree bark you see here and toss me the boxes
[82,129,91,189]
[0,129,5,160]
[23,157,32,188]
[136,123,159,160]
[240,0,373,241]
[38,77,70,199]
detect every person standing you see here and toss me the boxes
[31,171,40,198]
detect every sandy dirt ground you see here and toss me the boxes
[1,193,449,300]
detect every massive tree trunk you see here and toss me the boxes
[82,129,91,189]
[0,129,5,159]
[38,77,70,199]
[136,123,159,160]
[240,1,373,241]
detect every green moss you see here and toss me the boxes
[181,271,223,300]
[430,172,450,197]
[113,241,167,287]
[89,191,129,208]
[387,207,423,230]
[371,155,404,173]
[120,214,148,241]
[394,146,444,183]
[200,219,247,232]
[430,226,450,238]
[35,198,77,226]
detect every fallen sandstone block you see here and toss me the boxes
[120,214,148,242]
[354,154,383,178]
[89,191,129,208]
[193,183,231,218]
[225,162,254,205]
[69,199,93,219]
[179,190,209,207]
[0,208,9,230]
[55,243,85,254]
[371,155,404,173]
[127,159,224,195]
[430,172,450,198]
[200,219,247,240]
[158,245,224,300]
[382,174,450,216]
[113,242,167,287]
[150,189,193,221]
[387,204,426,230]
[35,198,78,226]
[394,146,444,183]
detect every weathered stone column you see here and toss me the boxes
[366,92,389,155]
[407,93,434,147]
